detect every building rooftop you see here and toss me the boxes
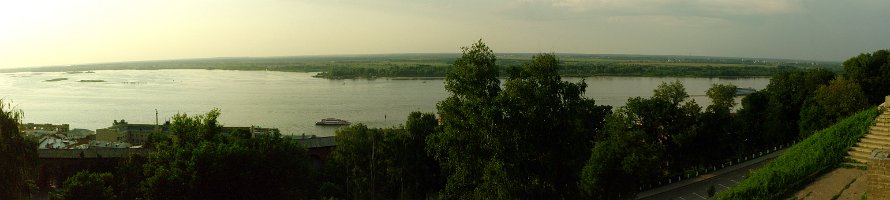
[296,136,335,148]
[38,148,151,159]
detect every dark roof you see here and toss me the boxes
[121,124,156,127]
[38,148,152,159]
[296,136,335,148]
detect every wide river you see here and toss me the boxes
[1,70,769,137]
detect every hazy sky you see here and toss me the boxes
[1,0,889,68]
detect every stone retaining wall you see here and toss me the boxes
[868,150,890,199]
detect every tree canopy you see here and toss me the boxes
[799,77,869,136]
[0,99,37,199]
[53,172,116,200]
[141,109,315,199]
[324,112,441,199]
[843,49,890,105]
[429,41,611,198]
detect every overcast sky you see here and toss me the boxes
[1,0,889,68]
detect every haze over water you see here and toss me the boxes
[1,69,768,137]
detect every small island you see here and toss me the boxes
[44,78,68,82]
[78,79,106,82]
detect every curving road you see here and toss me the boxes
[637,149,785,200]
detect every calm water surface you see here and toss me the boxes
[0,70,769,137]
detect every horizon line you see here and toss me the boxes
[4,52,842,70]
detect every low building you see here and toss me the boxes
[20,123,70,137]
[295,136,335,170]
[221,126,280,138]
[89,140,132,149]
[37,133,90,149]
[25,129,59,138]
[39,135,74,149]
[95,128,121,142]
[66,128,94,139]
[97,119,169,146]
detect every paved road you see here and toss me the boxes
[637,149,785,200]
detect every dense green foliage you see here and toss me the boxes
[707,84,738,110]
[53,172,116,200]
[579,114,661,199]
[48,110,315,200]
[580,81,742,198]
[696,84,740,162]
[140,109,316,199]
[735,69,835,148]
[799,77,869,136]
[715,108,878,200]
[324,112,441,199]
[0,100,38,199]
[766,69,835,139]
[51,161,144,200]
[623,81,703,169]
[576,57,877,199]
[113,155,148,200]
[734,89,770,150]
[52,155,147,200]
[428,41,611,199]
[843,49,890,105]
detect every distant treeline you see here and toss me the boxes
[312,64,449,79]
[560,64,795,77]
[2,53,839,79]
[314,64,797,79]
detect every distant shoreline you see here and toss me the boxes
[5,68,776,79]
[0,54,839,79]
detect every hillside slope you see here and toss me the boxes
[715,108,878,200]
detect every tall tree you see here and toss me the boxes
[579,113,662,199]
[53,172,116,200]
[326,114,442,200]
[843,49,890,105]
[444,39,501,102]
[428,42,610,198]
[763,69,834,143]
[706,84,738,112]
[622,81,701,172]
[142,109,314,199]
[0,99,37,199]
[399,112,442,199]
[498,53,611,198]
[799,77,869,136]
[696,84,738,163]
[428,40,504,199]
[327,124,394,199]
[735,90,770,151]
[653,80,689,105]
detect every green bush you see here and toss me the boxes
[715,107,878,200]
[53,171,115,200]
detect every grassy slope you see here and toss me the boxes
[715,108,879,200]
